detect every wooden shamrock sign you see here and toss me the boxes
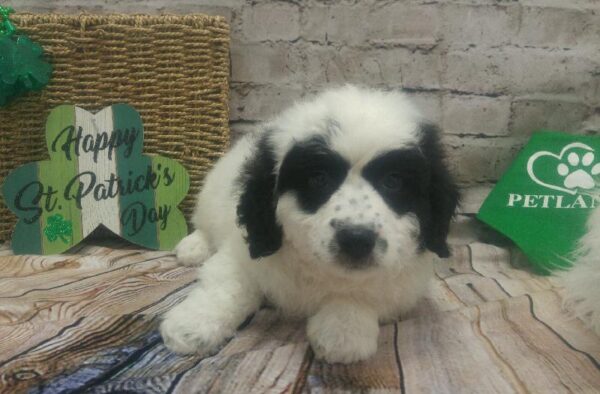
[2,104,190,254]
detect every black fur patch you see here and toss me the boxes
[277,136,350,213]
[418,124,460,258]
[237,134,283,259]
[362,124,459,258]
[362,147,432,250]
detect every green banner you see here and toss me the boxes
[477,131,600,275]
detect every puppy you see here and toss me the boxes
[559,206,600,335]
[160,85,459,363]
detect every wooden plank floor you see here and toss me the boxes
[0,238,599,393]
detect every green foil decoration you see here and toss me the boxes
[44,214,73,244]
[0,5,52,106]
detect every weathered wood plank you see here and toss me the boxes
[0,249,173,298]
[397,307,526,394]
[0,259,195,325]
[477,295,600,393]
[0,241,155,276]
[529,289,600,361]
[72,310,309,393]
[469,243,557,296]
[430,243,558,309]
[168,310,310,394]
[444,273,512,306]
[38,105,81,255]
[398,296,600,394]
[76,106,121,238]
[434,244,474,278]
[300,324,401,393]
[134,279,197,317]
[1,238,599,393]
[217,342,310,394]
[404,245,476,318]
[0,315,158,393]
[407,275,468,318]
[0,317,82,364]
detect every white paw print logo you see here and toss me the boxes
[527,142,600,195]
[557,151,600,190]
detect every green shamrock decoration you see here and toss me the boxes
[44,214,73,243]
[0,5,16,36]
[0,5,53,106]
[2,104,190,254]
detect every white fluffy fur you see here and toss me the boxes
[558,205,600,335]
[160,86,438,363]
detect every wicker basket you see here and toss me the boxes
[0,14,230,242]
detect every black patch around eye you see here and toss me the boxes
[381,172,403,191]
[362,125,459,259]
[277,136,349,213]
[307,171,331,189]
[362,148,429,215]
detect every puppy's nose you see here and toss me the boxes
[335,226,377,261]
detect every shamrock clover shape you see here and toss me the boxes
[0,35,53,106]
[44,214,73,243]
[2,104,190,254]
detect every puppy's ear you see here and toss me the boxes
[419,124,460,258]
[237,134,283,259]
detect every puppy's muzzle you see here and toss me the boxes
[335,225,377,262]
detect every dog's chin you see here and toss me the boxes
[315,250,407,280]
[335,256,377,271]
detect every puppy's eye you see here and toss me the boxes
[308,171,331,189]
[381,172,402,191]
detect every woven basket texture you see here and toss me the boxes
[0,14,230,242]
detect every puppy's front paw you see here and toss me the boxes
[175,230,213,266]
[159,304,230,356]
[307,304,379,363]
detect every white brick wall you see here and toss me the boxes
[7,0,600,185]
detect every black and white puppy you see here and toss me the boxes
[160,85,459,363]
